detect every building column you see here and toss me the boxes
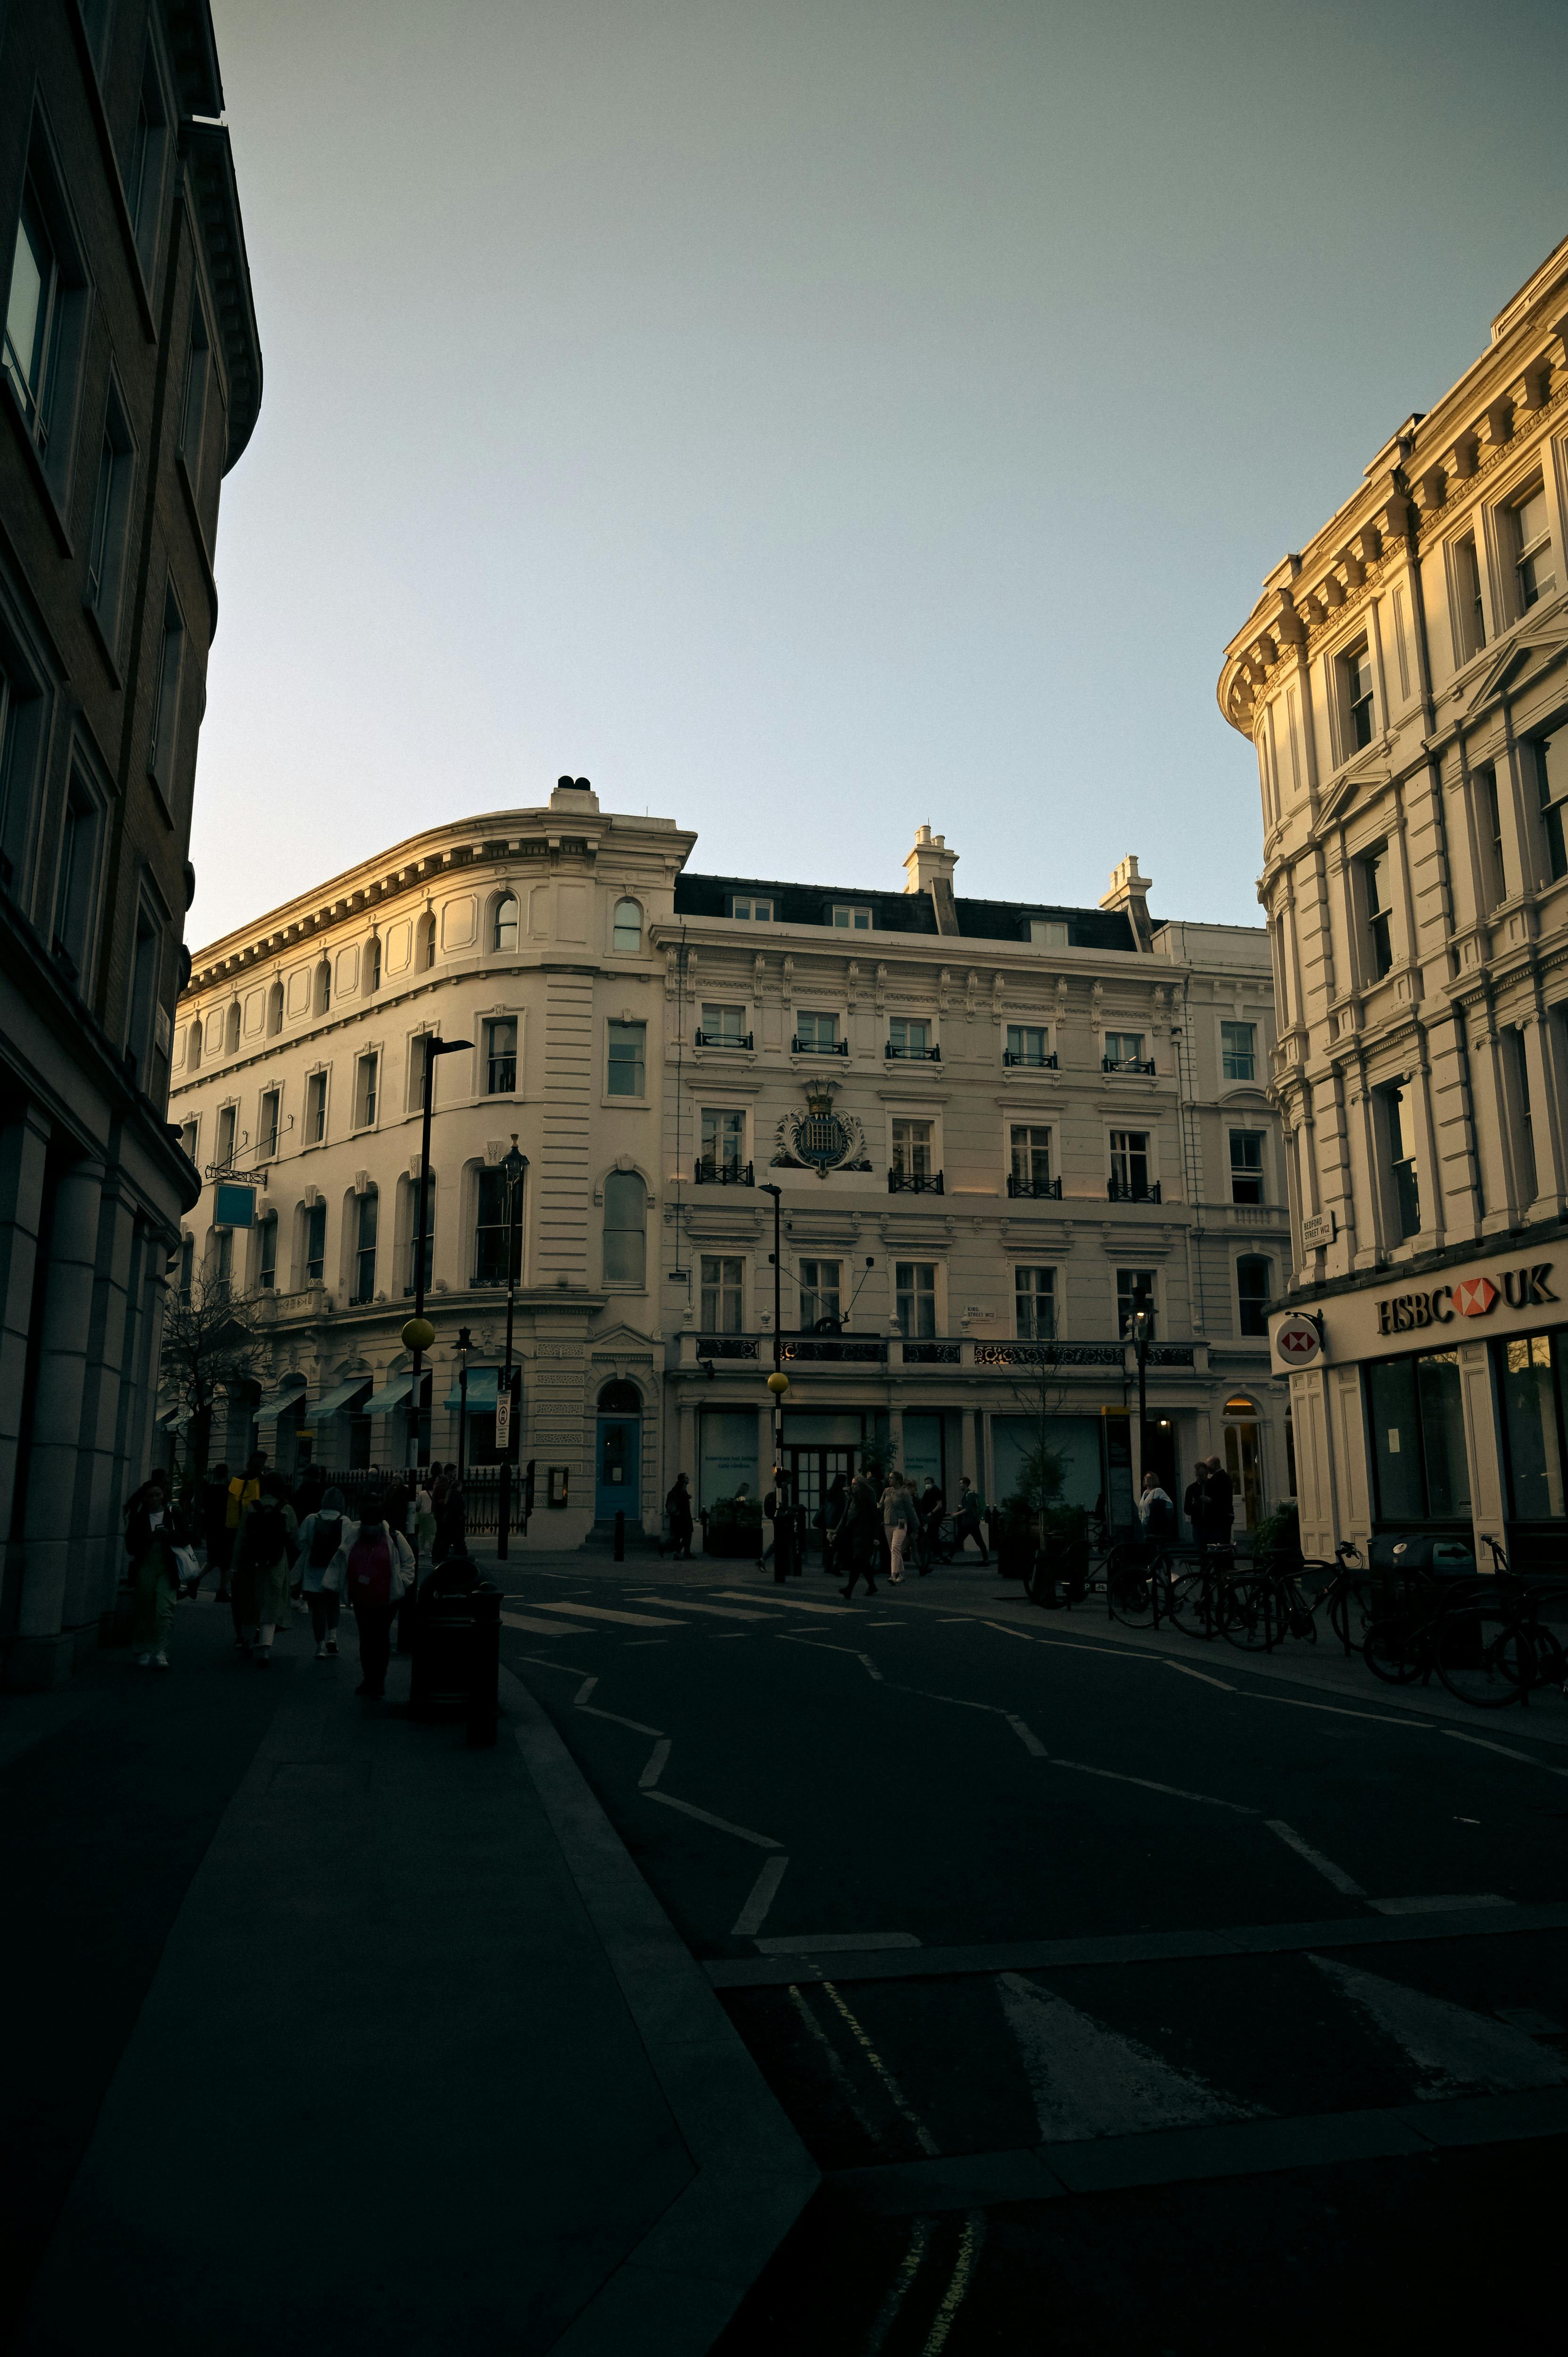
[887,1400,904,1475]
[1467,1012,1524,1231]
[11,1157,107,1690]
[1521,1008,1568,1216]
[0,1103,50,1549]
[961,1406,978,1490]
[70,1173,141,1647]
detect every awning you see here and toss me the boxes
[361,1375,414,1418]
[157,1403,191,1432]
[312,1376,373,1420]
[256,1376,308,1421]
[443,1367,500,1412]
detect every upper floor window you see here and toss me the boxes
[125,903,166,1099]
[366,935,382,992]
[799,1258,840,1327]
[607,1019,645,1097]
[3,180,61,453]
[1236,1255,1271,1336]
[474,1167,514,1285]
[416,912,435,971]
[185,1019,202,1071]
[179,1119,198,1163]
[147,584,186,812]
[305,1071,327,1146]
[215,1104,237,1169]
[50,772,102,986]
[212,1228,233,1298]
[730,895,773,921]
[612,898,641,952]
[257,1089,280,1160]
[1481,768,1506,906]
[1103,1031,1146,1072]
[1220,1021,1256,1081]
[304,1202,326,1285]
[178,296,211,485]
[1010,1124,1053,1197]
[125,45,169,283]
[353,1189,378,1303]
[895,1261,936,1339]
[1116,1268,1156,1337]
[1108,1129,1153,1202]
[1454,534,1485,660]
[700,1107,745,1177]
[256,1213,277,1290]
[177,1234,194,1303]
[793,1010,841,1054]
[1381,1082,1420,1241]
[1363,847,1394,979]
[484,1017,517,1095]
[1005,1024,1051,1067]
[832,904,871,930]
[353,1052,378,1128]
[313,959,330,1017]
[266,978,284,1035]
[85,389,135,652]
[493,894,519,952]
[1511,482,1556,613]
[1342,641,1375,752]
[887,1018,932,1060]
[1532,734,1568,884]
[1229,1129,1264,1205]
[1015,1266,1056,1341]
[602,1170,646,1287]
[0,652,44,899]
[1028,919,1067,948]
[698,1003,748,1047]
[405,1173,435,1295]
[224,1002,240,1055]
[700,1254,744,1333]
[891,1119,933,1180]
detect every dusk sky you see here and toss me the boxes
[192,0,1568,950]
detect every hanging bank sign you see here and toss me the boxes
[1271,1254,1562,1374]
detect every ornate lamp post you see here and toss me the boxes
[405,1033,473,1471]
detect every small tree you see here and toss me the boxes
[1002,1345,1073,1542]
[157,1277,266,1479]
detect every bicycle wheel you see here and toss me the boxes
[1106,1547,1156,1629]
[1436,1599,1529,1708]
[1363,1603,1435,1684]
[1327,1573,1374,1657]
[1166,1569,1214,1637]
[1220,1576,1273,1651]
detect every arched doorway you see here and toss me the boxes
[595,1380,642,1524]
[1223,1395,1263,1530]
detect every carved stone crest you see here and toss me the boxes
[772,1082,870,1179]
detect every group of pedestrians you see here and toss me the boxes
[1136,1455,1236,1549]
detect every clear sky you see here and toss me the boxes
[192,0,1568,950]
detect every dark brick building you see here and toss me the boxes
[0,0,261,1685]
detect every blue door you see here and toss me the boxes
[595,1414,640,1521]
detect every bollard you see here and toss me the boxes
[614,1509,625,1563]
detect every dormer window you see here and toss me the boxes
[1342,642,1375,752]
[832,904,871,930]
[730,894,773,921]
[1511,482,1556,613]
[1028,919,1067,948]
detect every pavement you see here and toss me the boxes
[0,1574,814,2357]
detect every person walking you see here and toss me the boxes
[225,1453,265,1627]
[433,1474,467,1565]
[295,1485,349,1658]
[881,1473,918,1584]
[818,1471,848,1576]
[232,1474,298,1666]
[915,1475,947,1574]
[953,1474,990,1564]
[1203,1455,1236,1552]
[1182,1462,1210,1547]
[336,1498,415,1699]
[125,1470,187,1669]
[192,1460,231,1598]
[836,1472,881,1600]
[666,1473,694,1560]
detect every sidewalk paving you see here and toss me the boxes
[2,1591,813,2356]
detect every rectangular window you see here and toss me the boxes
[51,773,100,984]
[474,1166,513,1285]
[1481,767,1506,906]
[259,1214,281,1290]
[891,1118,933,1179]
[1363,848,1394,978]
[1454,535,1485,660]
[1028,919,1068,947]
[1010,1124,1052,1195]
[1499,1335,1566,1521]
[1511,1027,1537,1204]
[1103,1031,1146,1071]
[125,46,169,281]
[215,1104,236,1169]
[177,1234,193,1303]
[798,1257,841,1327]
[406,1174,435,1295]
[213,1228,232,1297]
[126,905,163,1095]
[794,1010,840,1053]
[147,583,185,810]
[485,1015,517,1095]
[1014,1266,1056,1341]
[1236,1255,1272,1336]
[179,1118,198,1163]
[258,1090,280,1161]
[1229,1129,1265,1205]
[1108,1129,1151,1200]
[178,297,211,484]
[1343,641,1375,751]
[699,1002,747,1045]
[730,895,773,921]
[1005,1024,1050,1066]
[1221,1021,1256,1080]
[354,1191,378,1303]
[1368,1351,1471,1522]
[606,1019,645,1096]
[3,180,60,451]
[85,393,135,651]
[895,1261,936,1339]
[700,1107,745,1176]
[1382,1084,1420,1240]
[832,904,872,929]
[305,1071,327,1146]
[0,654,44,897]
[887,1018,930,1058]
[353,1052,378,1128]
[1116,1269,1156,1337]
[1511,482,1556,613]
[700,1254,744,1333]
[1533,734,1568,884]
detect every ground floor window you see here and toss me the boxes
[1366,1349,1471,1522]
[1497,1330,1567,1521]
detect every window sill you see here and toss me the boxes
[601,1092,650,1110]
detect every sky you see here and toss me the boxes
[191,0,1568,951]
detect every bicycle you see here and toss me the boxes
[1433,1536,1568,1708]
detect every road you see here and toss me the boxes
[498,1549,1568,2355]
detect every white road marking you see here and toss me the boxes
[710,1632,750,1640]
[1264,1819,1366,1895]
[579,1704,665,1736]
[1244,1692,1428,1729]
[776,1635,884,1681]
[1165,1661,1237,1691]
[643,1790,782,1848]
[573,1675,599,1707]
[501,1611,597,1637]
[716,1590,853,1617]
[1443,1730,1568,1780]
[976,1620,1036,1641]
[624,1639,668,1647]
[758,1931,922,1955]
[997,1970,1251,2140]
[1311,1954,1568,2096]
[521,1599,685,1628]
[731,1854,790,1937]
[638,1738,672,1790]
[510,1654,598,1677]
[1368,1893,1511,1916]
[1008,1715,1048,1757]
[1047,1756,1259,1815]
[859,1654,885,1683]
[630,1596,779,1621]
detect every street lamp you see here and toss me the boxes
[497,1136,528,1560]
[1129,1306,1152,1501]
[404,1033,473,1472]
[760,1183,792,1582]
[455,1325,472,1486]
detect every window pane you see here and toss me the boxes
[1010,1125,1051,1188]
[1367,1356,1422,1519]
[493,894,519,951]
[1116,1269,1155,1335]
[701,1108,745,1167]
[613,898,640,951]
[700,1253,743,1331]
[1416,1351,1470,1518]
[895,1261,936,1338]
[607,1020,645,1095]
[1221,1021,1256,1080]
[701,1002,744,1042]
[799,1258,841,1325]
[1501,1336,1564,1518]
[1015,1267,1055,1340]
[892,1120,932,1177]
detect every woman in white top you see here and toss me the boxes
[881,1474,919,1585]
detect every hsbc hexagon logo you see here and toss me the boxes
[1452,1276,1498,1318]
[1273,1315,1322,1365]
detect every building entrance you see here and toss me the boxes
[595,1380,642,1523]
[785,1446,855,1552]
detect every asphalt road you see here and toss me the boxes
[500,1552,1568,2355]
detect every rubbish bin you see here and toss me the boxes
[409,1555,501,1746]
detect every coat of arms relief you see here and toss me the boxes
[772,1083,871,1179]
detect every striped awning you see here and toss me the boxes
[442,1367,500,1412]
[256,1376,308,1420]
[156,1402,191,1432]
[312,1376,373,1420]
[361,1375,414,1418]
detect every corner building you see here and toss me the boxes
[168,787,1290,1546]
[1219,236,1568,1568]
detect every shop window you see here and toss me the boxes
[1499,1335,1566,1521]
[1367,1351,1471,1522]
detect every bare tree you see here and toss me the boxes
[1000,1344,1073,1537]
[157,1276,266,1477]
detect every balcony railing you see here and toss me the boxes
[791,1036,849,1056]
[1003,1049,1058,1068]
[695,1157,754,1186]
[1107,1176,1161,1203]
[1007,1173,1062,1199]
[974,1341,1127,1368]
[695,1335,760,1360]
[885,1041,941,1061]
[887,1169,944,1195]
[1102,1056,1156,1076]
[695,1029,753,1049]
[782,1336,887,1362]
[903,1341,959,1363]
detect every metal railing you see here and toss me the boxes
[695,1158,754,1186]
[791,1036,849,1055]
[888,1169,944,1194]
[695,1029,753,1049]
[1102,1056,1157,1075]
[696,1336,760,1360]
[1003,1049,1058,1068]
[1107,1177,1161,1203]
[781,1336,887,1362]
[885,1041,941,1061]
[903,1341,960,1363]
[1007,1173,1062,1199]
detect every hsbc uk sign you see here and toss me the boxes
[1376,1262,1558,1336]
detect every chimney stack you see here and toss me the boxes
[903,824,958,895]
[1100,855,1154,952]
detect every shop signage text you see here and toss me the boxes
[1375,1263,1558,1335]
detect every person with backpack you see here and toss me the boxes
[295,1485,349,1659]
[232,1473,298,1666]
[334,1498,415,1698]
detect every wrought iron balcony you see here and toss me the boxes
[695,1029,753,1049]
[1003,1049,1058,1068]
[1107,1176,1162,1203]
[887,1169,944,1195]
[695,1157,754,1186]
[1102,1055,1156,1075]
[1007,1174,1062,1199]
[884,1041,941,1061]
[782,1336,887,1363]
[903,1341,960,1363]
[791,1036,849,1056]
[695,1335,760,1360]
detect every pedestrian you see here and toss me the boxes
[433,1475,467,1564]
[666,1473,694,1560]
[336,1497,415,1699]
[915,1475,946,1574]
[836,1472,881,1600]
[225,1453,265,1630]
[125,1470,187,1669]
[1182,1461,1210,1547]
[430,1462,452,1519]
[232,1473,298,1666]
[194,1459,231,1597]
[295,1484,349,1658]
[1137,1467,1176,1545]
[953,1474,990,1564]
[819,1471,848,1575]
[1204,1455,1236,1551]
[410,1474,435,1567]
[881,1472,918,1584]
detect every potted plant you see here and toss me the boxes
[702,1490,765,1559]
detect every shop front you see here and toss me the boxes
[1272,1247,1568,1569]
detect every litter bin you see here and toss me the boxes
[409,1554,501,1747]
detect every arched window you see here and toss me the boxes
[224,1002,240,1055]
[1236,1256,1272,1337]
[187,1020,202,1071]
[266,978,284,1036]
[598,1379,641,1413]
[493,893,519,953]
[365,934,382,993]
[313,959,331,1017]
[602,1170,646,1287]
[613,898,641,953]
[417,912,436,971]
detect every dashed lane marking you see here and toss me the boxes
[518,1599,686,1628]
[642,1790,782,1849]
[573,1675,598,1706]
[715,1590,854,1617]
[976,1619,1036,1642]
[500,1611,597,1637]
[630,1596,780,1621]
[1048,1756,1260,1815]
[1443,1730,1568,1779]
[638,1738,672,1790]
[1265,1819,1366,1895]
[509,1654,598,1678]
[1008,1715,1048,1757]
[732,1854,790,1938]
[1166,1661,1237,1691]
[579,1704,665,1736]
[775,1635,884,1681]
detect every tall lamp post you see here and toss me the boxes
[1130,1306,1152,1507]
[404,1033,473,1473]
[760,1183,791,1582]
[455,1325,472,1486]
[497,1136,528,1560]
